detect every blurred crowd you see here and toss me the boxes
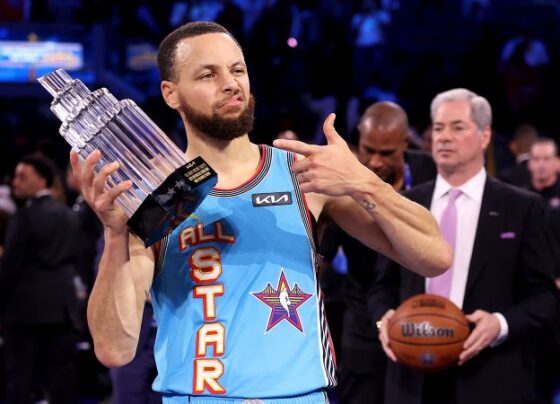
[1,0,560,403]
[1,0,560,179]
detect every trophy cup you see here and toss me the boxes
[38,69,217,246]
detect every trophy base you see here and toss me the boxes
[127,157,217,247]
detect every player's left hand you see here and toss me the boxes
[273,113,373,196]
[458,310,501,365]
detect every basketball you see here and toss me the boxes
[388,294,470,372]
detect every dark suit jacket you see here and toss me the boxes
[368,176,556,404]
[72,195,103,290]
[319,150,436,371]
[0,194,80,328]
[405,150,437,187]
[498,160,531,188]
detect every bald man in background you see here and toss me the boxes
[319,101,437,404]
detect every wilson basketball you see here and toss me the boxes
[388,294,470,372]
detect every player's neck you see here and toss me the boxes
[185,132,261,189]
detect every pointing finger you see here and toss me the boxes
[273,139,320,157]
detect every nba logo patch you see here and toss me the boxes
[252,269,312,333]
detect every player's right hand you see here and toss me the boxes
[378,309,397,362]
[70,150,132,234]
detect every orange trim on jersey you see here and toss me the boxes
[193,284,225,321]
[322,290,338,366]
[213,144,267,191]
[302,194,316,246]
[290,151,317,247]
[189,247,223,284]
[297,183,316,250]
[193,358,226,395]
[195,322,226,358]
[329,334,337,366]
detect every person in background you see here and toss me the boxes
[320,101,436,404]
[527,138,560,205]
[371,88,556,404]
[498,123,538,187]
[276,129,300,141]
[66,165,103,293]
[420,125,433,155]
[526,137,560,404]
[525,137,560,278]
[0,181,16,257]
[1,154,80,404]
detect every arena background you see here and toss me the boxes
[0,0,559,179]
[0,0,559,403]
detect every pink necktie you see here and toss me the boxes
[428,189,461,297]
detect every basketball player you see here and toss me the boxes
[71,22,451,403]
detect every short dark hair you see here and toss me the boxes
[19,155,56,188]
[360,101,409,134]
[157,21,239,82]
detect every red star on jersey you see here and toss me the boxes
[252,269,313,333]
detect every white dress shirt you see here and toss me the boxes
[426,168,508,343]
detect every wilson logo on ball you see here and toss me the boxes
[388,294,471,372]
[400,321,455,338]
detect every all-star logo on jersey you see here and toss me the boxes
[252,269,312,333]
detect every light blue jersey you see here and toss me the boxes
[151,145,337,400]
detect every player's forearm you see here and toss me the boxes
[352,179,451,277]
[87,229,144,367]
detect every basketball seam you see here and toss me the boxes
[389,339,467,346]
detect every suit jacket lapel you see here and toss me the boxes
[413,182,435,210]
[464,178,499,299]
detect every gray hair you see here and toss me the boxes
[430,88,492,131]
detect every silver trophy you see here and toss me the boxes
[38,69,217,246]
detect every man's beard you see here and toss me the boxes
[179,95,255,141]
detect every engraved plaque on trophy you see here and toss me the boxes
[38,69,217,246]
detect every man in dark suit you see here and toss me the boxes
[319,101,437,404]
[370,89,556,404]
[525,138,560,403]
[497,123,537,188]
[0,155,80,404]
